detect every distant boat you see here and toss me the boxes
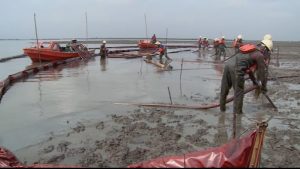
[138,40,158,49]
[23,41,95,62]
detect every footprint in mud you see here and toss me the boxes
[72,122,85,133]
[42,145,55,154]
[46,154,65,163]
[96,121,105,130]
[56,141,71,152]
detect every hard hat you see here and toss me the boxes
[214,38,218,41]
[199,36,202,38]
[261,39,273,51]
[237,35,242,39]
[222,36,225,39]
[103,40,106,44]
[263,34,272,40]
[155,41,161,45]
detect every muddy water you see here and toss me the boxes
[0,43,299,167]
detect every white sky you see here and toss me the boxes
[0,0,299,41]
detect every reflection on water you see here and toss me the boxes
[100,58,107,71]
[214,112,229,145]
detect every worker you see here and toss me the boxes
[151,34,157,44]
[100,40,108,59]
[66,39,78,51]
[213,38,220,57]
[233,34,243,53]
[219,34,273,114]
[202,37,209,51]
[155,41,171,64]
[198,36,202,50]
[218,36,227,59]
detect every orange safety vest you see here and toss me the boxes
[241,44,269,74]
[239,44,256,54]
[158,47,165,54]
[219,39,225,45]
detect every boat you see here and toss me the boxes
[23,41,95,62]
[138,40,158,49]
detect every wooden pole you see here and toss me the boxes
[34,13,41,65]
[168,86,173,105]
[85,12,89,47]
[180,58,184,96]
[144,14,148,39]
[276,46,279,67]
[165,28,168,44]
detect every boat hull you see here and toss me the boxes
[23,48,95,62]
[138,40,158,49]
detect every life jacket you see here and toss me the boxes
[242,44,270,74]
[239,44,256,54]
[213,40,219,46]
[158,46,165,54]
[219,39,225,45]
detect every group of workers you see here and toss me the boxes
[93,33,274,115]
[198,35,245,60]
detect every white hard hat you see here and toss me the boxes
[263,34,272,40]
[155,41,161,45]
[214,38,218,41]
[199,36,202,38]
[237,34,242,39]
[103,40,106,44]
[222,36,225,39]
[261,39,273,51]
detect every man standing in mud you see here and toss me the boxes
[100,40,108,59]
[218,36,227,59]
[219,35,273,114]
[213,38,220,58]
[198,36,202,50]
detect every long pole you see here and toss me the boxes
[168,86,173,105]
[180,58,183,96]
[85,12,88,47]
[165,28,168,44]
[34,13,41,65]
[144,14,148,39]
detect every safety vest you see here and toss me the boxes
[239,44,256,54]
[158,46,165,54]
[219,39,225,45]
[241,44,269,74]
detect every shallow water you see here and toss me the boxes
[0,46,221,150]
[0,42,298,160]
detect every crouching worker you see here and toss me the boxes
[155,41,171,64]
[219,34,273,114]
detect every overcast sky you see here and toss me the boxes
[0,0,299,41]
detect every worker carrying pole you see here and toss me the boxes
[219,34,273,114]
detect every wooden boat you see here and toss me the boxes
[138,40,158,49]
[23,41,95,62]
